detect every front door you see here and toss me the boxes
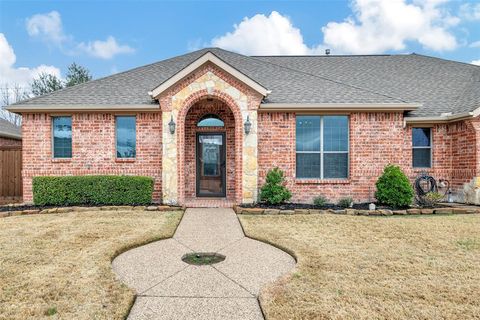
[196,133,226,197]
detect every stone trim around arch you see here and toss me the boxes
[177,90,244,205]
[160,65,262,205]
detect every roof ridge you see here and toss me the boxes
[207,48,404,102]
[251,54,392,57]
[150,48,269,95]
[248,55,408,103]
[410,53,480,69]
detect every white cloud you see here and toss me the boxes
[472,60,480,66]
[211,11,314,55]
[25,11,134,59]
[77,36,135,59]
[321,0,458,54]
[459,3,480,21]
[0,33,61,90]
[210,1,459,56]
[26,11,67,45]
[469,40,480,48]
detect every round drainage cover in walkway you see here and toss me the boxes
[182,252,226,265]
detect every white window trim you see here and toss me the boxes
[296,115,350,179]
[412,127,433,168]
[51,116,72,159]
[115,115,137,159]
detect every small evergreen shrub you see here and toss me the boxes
[337,197,353,208]
[375,164,414,208]
[260,168,292,205]
[313,195,328,206]
[33,175,154,206]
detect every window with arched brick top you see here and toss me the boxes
[197,114,225,127]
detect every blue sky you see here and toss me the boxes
[1,0,480,89]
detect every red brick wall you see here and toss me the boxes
[258,112,479,203]
[0,137,21,147]
[404,120,478,190]
[20,109,479,205]
[21,112,162,203]
[184,99,236,200]
[467,116,480,178]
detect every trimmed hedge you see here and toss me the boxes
[32,175,154,206]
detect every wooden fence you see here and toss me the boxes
[0,146,22,204]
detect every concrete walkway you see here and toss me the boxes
[112,208,295,320]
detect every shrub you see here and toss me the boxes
[33,175,154,206]
[337,197,353,208]
[418,191,444,207]
[260,168,292,205]
[375,164,414,208]
[313,195,328,206]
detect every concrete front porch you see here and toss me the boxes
[183,198,237,208]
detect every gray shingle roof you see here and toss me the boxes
[11,48,480,117]
[0,118,21,139]
[254,53,480,117]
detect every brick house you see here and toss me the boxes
[7,48,480,206]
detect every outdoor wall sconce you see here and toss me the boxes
[244,115,252,135]
[168,115,176,134]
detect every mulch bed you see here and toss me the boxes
[0,204,58,212]
[241,202,399,211]
[0,203,165,212]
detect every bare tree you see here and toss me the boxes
[0,83,29,126]
[1,62,92,127]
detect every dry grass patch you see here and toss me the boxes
[239,214,480,320]
[0,209,182,320]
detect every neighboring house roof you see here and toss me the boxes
[7,48,480,118]
[0,118,21,140]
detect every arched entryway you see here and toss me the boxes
[177,93,244,206]
[184,99,236,200]
[159,62,263,207]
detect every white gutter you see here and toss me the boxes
[259,102,421,112]
[472,106,480,117]
[405,111,474,124]
[0,130,21,140]
[6,104,160,113]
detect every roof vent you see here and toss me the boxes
[325,49,331,56]
[440,112,452,117]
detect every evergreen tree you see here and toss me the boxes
[65,62,92,87]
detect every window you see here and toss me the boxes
[116,116,136,158]
[199,135,223,176]
[412,127,432,168]
[52,116,72,158]
[296,116,349,179]
[197,114,224,127]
